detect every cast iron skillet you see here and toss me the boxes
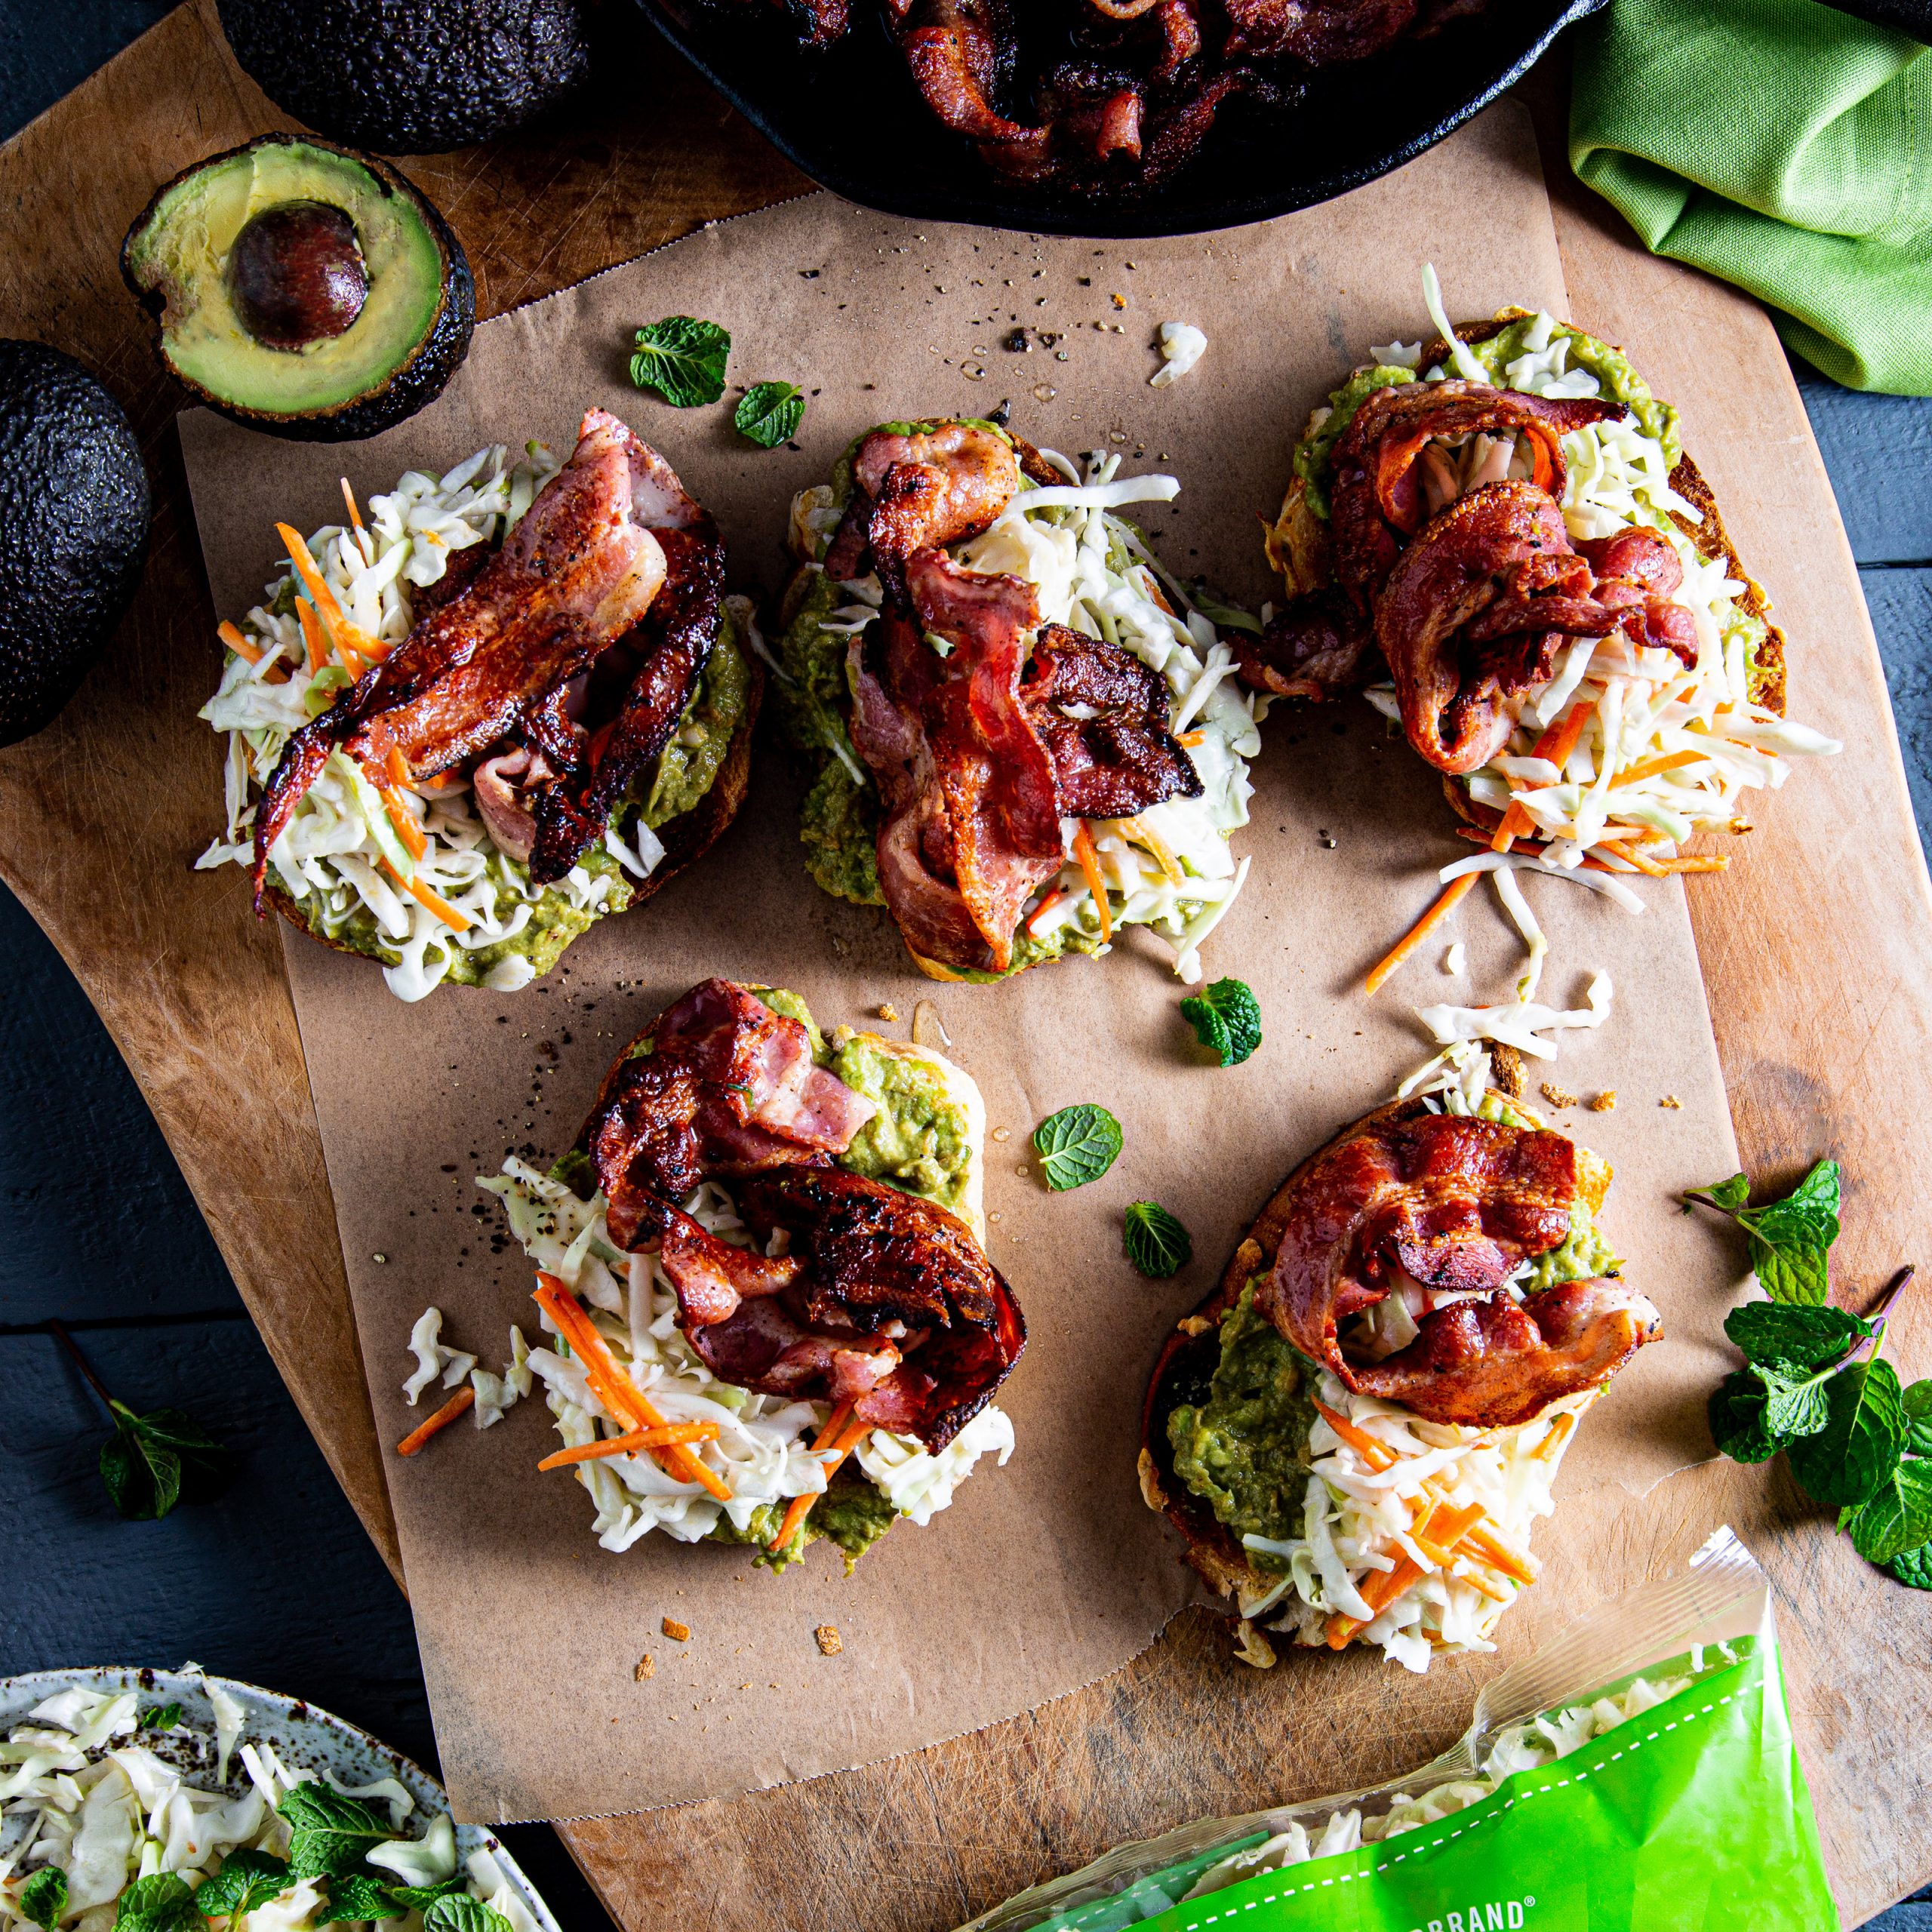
[632,0,1609,238]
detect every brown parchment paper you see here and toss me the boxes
[177,101,1747,1826]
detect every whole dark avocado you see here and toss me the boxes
[0,343,150,747]
[216,0,592,152]
[121,136,475,444]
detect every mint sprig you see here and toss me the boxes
[193,1850,295,1924]
[1684,1158,1839,1305]
[1032,1104,1123,1192]
[20,1869,65,1932]
[278,1784,395,1880]
[112,1874,198,1931]
[1179,978,1262,1067]
[735,381,805,448]
[629,316,731,408]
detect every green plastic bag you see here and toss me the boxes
[961,1531,1835,1932]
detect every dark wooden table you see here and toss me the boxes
[1,6,1928,1927]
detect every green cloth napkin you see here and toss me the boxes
[1570,0,1932,394]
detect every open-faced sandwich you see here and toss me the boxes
[1238,275,1837,995]
[196,408,757,1000]
[482,977,1023,1570]
[768,417,1260,983]
[1140,1085,1659,1670]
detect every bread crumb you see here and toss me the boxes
[1177,1313,1213,1337]
[815,1624,843,1656]
[662,1617,691,1641]
[1589,1091,1617,1112]
[878,1003,900,1023]
[1491,1042,1525,1100]
[1232,1620,1276,1669]
[1660,1094,1681,1109]
[1729,817,1754,835]
[1540,1082,1577,1109]
[634,1655,655,1681]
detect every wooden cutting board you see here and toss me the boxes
[2,5,1927,1924]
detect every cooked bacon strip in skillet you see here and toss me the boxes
[1256,1105,1659,1429]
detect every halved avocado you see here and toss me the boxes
[120,135,474,443]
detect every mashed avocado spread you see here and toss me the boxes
[310,614,750,982]
[1294,317,1681,521]
[1167,1280,1320,1570]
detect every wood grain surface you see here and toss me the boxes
[2,8,1927,1927]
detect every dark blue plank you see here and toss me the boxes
[1863,568,1932,862]
[0,0,171,137]
[1794,358,1932,568]
[0,883,242,1326]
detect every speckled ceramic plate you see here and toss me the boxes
[0,1666,559,1930]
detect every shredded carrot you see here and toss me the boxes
[296,598,329,675]
[1113,814,1183,884]
[1326,1555,1424,1648]
[1070,822,1113,943]
[532,1273,731,1501]
[1656,854,1730,874]
[385,745,411,788]
[1533,1411,1577,1463]
[276,523,349,632]
[1311,1399,1395,1473]
[1177,729,1205,747]
[340,476,368,544]
[217,619,263,665]
[1596,838,1670,878]
[1466,1521,1540,1586]
[1365,703,1593,997]
[768,1403,865,1550]
[397,1385,475,1457]
[537,1422,721,1470]
[1025,888,1065,937]
[380,784,429,861]
[1410,1500,1486,1567]
[1615,747,1707,787]
[377,857,471,933]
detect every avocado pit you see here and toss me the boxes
[227,201,368,349]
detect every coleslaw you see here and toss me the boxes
[0,1671,538,1931]
[777,435,1262,984]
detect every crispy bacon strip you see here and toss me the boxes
[637,1168,1024,1451]
[1231,588,1377,700]
[586,978,877,1246]
[1021,623,1202,816]
[1257,1105,1660,1429]
[251,411,721,902]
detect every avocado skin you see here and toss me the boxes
[121,136,477,445]
[215,0,592,153]
[0,344,150,747]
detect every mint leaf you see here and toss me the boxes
[194,1850,294,1920]
[1032,1104,1123,1192]
[1846,1457,1932,1565]
[423,1899,515,1932]
[1123,1201,1192,1278]
[20,1867,65,1931]
[1685,1160,1840,1306]
[735,382,805,448]
[278,1784,396,1880]
[1752,1239,1830,1306]
[317,1874,402,1924]
[1903,1380,1932,1457]
[1179,978,1262,1067]
[1887,1542,1932,1590]
[383,1880,473,1913]
[114,1874,198,1932]
[1723,1303,1869,1371]
[1709,1371,1786,1463]
[136,1700,183,1732]
[629,317,731,408]
[1755,1361,1834,1439]
[1786,1358,1906,1506]
[100,1401,232,1521]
